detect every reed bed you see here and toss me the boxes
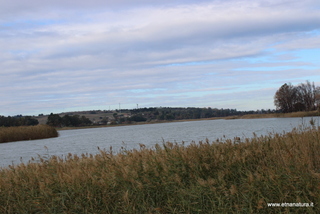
[0,125,58,143]
[0,127,320,213]
[240,110,320,119]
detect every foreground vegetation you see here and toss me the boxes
[0,126,319,213]
[0,125,58,143]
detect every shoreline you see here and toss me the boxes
[57,110,320,131]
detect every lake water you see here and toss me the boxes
[0,117,319,168]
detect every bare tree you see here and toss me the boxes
[274,81,319,113]
[315,86,320,111]
[296,81,317,111]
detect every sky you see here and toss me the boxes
[1,0,320,116]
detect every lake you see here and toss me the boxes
[0,117,319,168]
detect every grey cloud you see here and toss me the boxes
[0,0,214,19]
[1,0,320,115]
[4,1,320,64]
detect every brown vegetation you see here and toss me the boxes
[225,110,320,119]
[0,125,58,143]
[0,126,319,213]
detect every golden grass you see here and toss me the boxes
[0,125,58,143]
[0,127,319,213]
[224,110,319,119]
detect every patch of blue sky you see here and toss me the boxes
[164,87,251,97]
[128,89,148,93]
[305,29,320,36]
[162,60,218,67]
[233,65,315,72]
[233,47,320,72]
[181,90,217,97]
[128,88,166,94]
[231,45,319,66]
[171,85,269,98]
[219,84,264,93]
[24,19,64,26]
[1,22,14,27]
[293,49,320,65]
[1,19,64,28]
[9,49,40,54]
[230,53,272,64]
[8,49,42,59]
[289,76,320,83]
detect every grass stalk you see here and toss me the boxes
[0,127,319,213]
[0,125,58,143]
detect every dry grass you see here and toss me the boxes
[0,125,58,143]
[237,110,320,119]
[0,126,319,213]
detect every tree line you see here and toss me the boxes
[0,115,39,127]
[274,81,320,113]
[115,107,277,123]
[46,113,93,127]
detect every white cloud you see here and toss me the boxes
[1,0,320,115]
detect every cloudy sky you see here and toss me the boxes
[1,0,320,116]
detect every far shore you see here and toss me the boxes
[57,110,320,131]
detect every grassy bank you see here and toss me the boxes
[0,127,319,213]
[226,110,320,119]
[0,125,58,143]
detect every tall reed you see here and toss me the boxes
[238,110,320,119]
[0,127,319,213]
[0,125,58,143]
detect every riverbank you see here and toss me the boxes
[0,125,58,143]
[57,110,320,130]
[226,110,320,119]
[0,127,319,213]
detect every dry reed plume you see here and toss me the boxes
[0,126,319,213]
[0,125,58,143]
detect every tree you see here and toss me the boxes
[129,114,147,122]
[315,86,320,111]
[24,116,39,126]
[61,115,92,127]
[46,113,62,127]
[80,116,92,126]
[296,81,317,111]
[274,83,298,113]
[274,81,319,112]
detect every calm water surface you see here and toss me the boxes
[0,117,318,167]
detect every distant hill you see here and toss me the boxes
[34,110,116,125]
[33,107,279,126]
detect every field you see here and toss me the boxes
[0,125,319,213]
[0,125,58,143]
[35,111,116,125]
